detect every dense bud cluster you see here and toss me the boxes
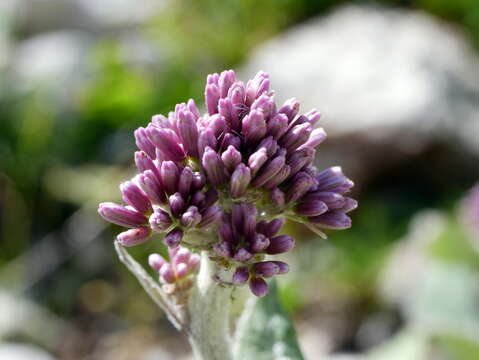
[148,247,200,302]
[98,70,357,296]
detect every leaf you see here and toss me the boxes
[233,279,305,360]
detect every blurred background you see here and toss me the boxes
[1,0,479,359]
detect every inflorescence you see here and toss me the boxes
[98,70,357,296]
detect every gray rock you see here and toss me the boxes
[241,5,479,182]
[0,344,57,360]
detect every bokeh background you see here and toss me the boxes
[1,0,479,359]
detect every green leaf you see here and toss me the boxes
[234,279,305,360]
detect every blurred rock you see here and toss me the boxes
[242,5,479,186]
[0,290,69,346]
[0,344,57,360]
[380,210,479,344]
[14,0,165,35]
[12,30,92,96]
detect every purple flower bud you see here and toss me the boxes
[134,127,156,159]
[202,146,226,187]
[160,263,176,283]
[198,205,222,228]
[266,235,295,255]
[287,147,315,178]
[256,136,278,158]
[219,70,236,96]
[151,114,171,129]
[251,155,285,188]
[218,221,235,244]
[164,228,184,248]
[176,263,189,278]
[308,191,345,209]
[234,248,253,262]
[232,267,250,285]
[286,172,315,203]
[253,261,279,278]
[197,128,217,159]
[187,98,201,119]
[181,206,202,227]
[178,167,193,199]
[205,83,220,115]
[270,188,285,209]
[242,110,267,146]
[231,202,245,234]
[149,208,172,232]
[116,227,151,247]
[149,253,166,272]
[188,254,201,272]
[208,114,227,137]
[309,212,352,229]
[147,125,186,162]
[287,114,309,129]
[136,170,166,204]
[169,193,185,218]
[279,123,312,151]
[134,151,160,179]
[120,181,151,214]
[337,198,358,213]
[256,218,284,238]
[214,241,233,258]
[267,113,289,140]
[98,202,147,227]
[305,109,322,126]
[173,248,191,265]
[249,233,270,253]
[323,178,355,194]
[249,277,268,297]
[221,133,241,151]
[207,73,219,85]
[296,199,328,216]
[190,190,206,208]
[315,166,344,186]
[298,127,327,150]
[248,148,268,177]
[251,93,275,120]
[243,203,258,238]
[271,261,289,274]
[222,145,242,173]
[191,172,206,191]
[278,98,300,121]
[228,81,246,107]
[177,110,199,158]
[230,164,251,198]
[219,98,238,131]
[245,71,269,106]
[160,161,180,195]
[262,165,291,190]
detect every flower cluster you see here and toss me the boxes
[98,69,356,296]
[149,247,200,302]
[213,203,291,296]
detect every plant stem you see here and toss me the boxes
[114,242,188,333]
[187,252,234,360]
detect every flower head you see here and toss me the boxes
[98,69,357,296]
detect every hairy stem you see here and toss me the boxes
[187,252,234,360]
[114,242,189,334]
